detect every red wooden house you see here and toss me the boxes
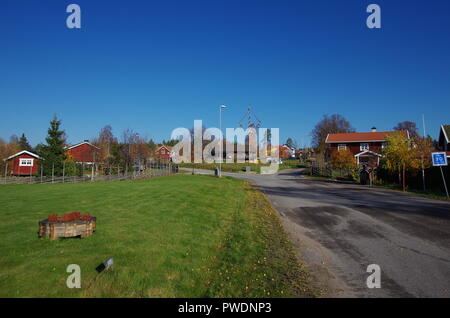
[279,144,296,159]
[325,128,410,167]
[3,150,41,176]
[65,141,100,164]
[438,124,450,159]
[155,145,172,162]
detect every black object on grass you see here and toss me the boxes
[96,258,114,273]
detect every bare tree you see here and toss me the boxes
[311,114,355,155]
[0,137,21,174]
[393,121,419,139]
[121,129,137,167]
[92,125,118,173]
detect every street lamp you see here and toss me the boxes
[219,105,227,177]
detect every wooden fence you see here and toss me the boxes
[1,163,178,185]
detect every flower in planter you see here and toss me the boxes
[48,212,87,223]
[48,214,59,222]
[80,213,91,221]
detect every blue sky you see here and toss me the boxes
[1,0,449,147]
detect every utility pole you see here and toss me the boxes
[431,152,448,198]
[422,114,426,137]
[440,166,449,198]
[421,114,427,191]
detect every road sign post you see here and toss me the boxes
[431,152,449,198]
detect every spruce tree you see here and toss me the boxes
[41,116,67,176]
[19,133,32,151]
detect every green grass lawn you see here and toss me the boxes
[0,175,314,297]
[179,160,309,174]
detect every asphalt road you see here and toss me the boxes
[183,168,450,297]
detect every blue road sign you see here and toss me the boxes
[431,152,448,166]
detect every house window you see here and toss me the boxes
[381,142,387,149]
[338,144,346,151]
[19,158,33,166]
[360,143,369,151]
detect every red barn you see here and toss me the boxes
[3,150,41,176]
[155,145,172,162]
[65,141,100,164]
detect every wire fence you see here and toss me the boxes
[1,163,179,185]
[310,162,333,178]
[309,161,362,182]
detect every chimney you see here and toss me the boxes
[84,139,89,142]
[371,127,377,132]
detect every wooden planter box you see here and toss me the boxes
[38,217,96,240]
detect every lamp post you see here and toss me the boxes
[219,105,227,177]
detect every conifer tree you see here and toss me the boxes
[18,133,32,151]
[41,116,67,176]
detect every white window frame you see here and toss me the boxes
[360,143,369,151]
[19,158,34,166]
[338,144,347,151]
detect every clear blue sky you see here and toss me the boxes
[1,0,449,147]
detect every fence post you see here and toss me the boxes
[40,164,43,184]
[52,163,55,183]
[4,162,8,184]
[62,162,65,183]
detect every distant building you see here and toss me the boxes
[155,145,172,162]
[3,150,41,176]
[325,127,410,167]
[279,144,296,159]
[437,124,450,158]
[65,141,100,164]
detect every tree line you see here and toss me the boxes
[0,116,178,176]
